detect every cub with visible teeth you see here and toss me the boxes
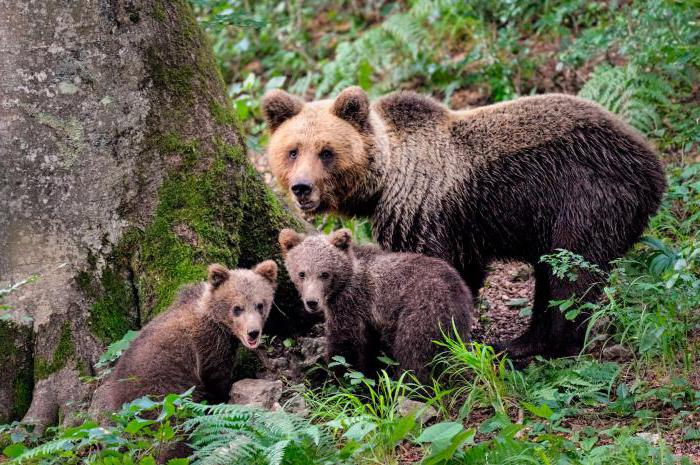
[279,228,472,383]
[89,261,277,413]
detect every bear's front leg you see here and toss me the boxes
[325,316,375,378]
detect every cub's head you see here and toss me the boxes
[205,261,278,349]
[278,228,354,315]
[262,86,372,213]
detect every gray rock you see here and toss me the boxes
[229,379,284,410]
[298,336,326,368]
[398,399,438,425]
[282,393,307,415]
[602,343,633,361]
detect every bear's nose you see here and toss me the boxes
[305,299,318,310]
[248,330,260,340]
[291,183,312,198]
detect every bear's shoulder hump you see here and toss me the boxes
[375,91,448,130]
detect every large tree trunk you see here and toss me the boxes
[0,0,304,428]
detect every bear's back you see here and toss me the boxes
[358,248,471,324]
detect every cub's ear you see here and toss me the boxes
[332,86,370,131]
[262,89,303,132]
[208,263,230,289]
[253,260,278,287]
[278,228,304,255]
[329,228,352,251]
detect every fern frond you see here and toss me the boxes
[578,64,673,135]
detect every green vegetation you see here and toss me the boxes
[33,323,75,381]
[3,0,698,463]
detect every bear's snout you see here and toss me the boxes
[290,181,320,211]
[291,182,312,198]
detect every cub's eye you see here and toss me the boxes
[298,271,305,279]
[232,305,243,317]
[319,272,330,280]
[319,149,333,161]
[256,302,264,313]
[288,148,298,160]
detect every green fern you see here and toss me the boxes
[578,64,673,134]
[183,401,339,465]
[317,2,444,96]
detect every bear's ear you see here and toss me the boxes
[253,260,278,287]
[332,86,370,132]
[329,228,352,251]
[208,263,230,289]
[278,228,304,256]
[262,89,304,132]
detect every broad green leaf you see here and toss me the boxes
[3,443,26,458]
[416,421,464,443]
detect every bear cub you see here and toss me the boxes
[90,261,278,414]
[279,228,472,383]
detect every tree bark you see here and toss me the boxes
[0,0,305,427]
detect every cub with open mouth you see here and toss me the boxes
[89,261,278,415]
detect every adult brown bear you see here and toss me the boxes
[262,87,665,358]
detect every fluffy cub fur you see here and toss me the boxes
[279,228,472,383]
[263,87,665,358]
[89,261,277,414]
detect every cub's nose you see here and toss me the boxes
[248,330,260,340]
[291,183,312,198]
[305,299,318,310]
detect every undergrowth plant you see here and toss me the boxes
[304,359,422,465]
[433,327,525,418]
[184,401,339,465]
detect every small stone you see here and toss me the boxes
[398,399,437,425]
[602,343,633,361]
[282,393,307,415]
[229,379,284,410]
[298,336,326,368]
[58,81,78,95]
[636,432,660,445]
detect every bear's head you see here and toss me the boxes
[278,228,353,315]
[262,86,372,214]
[204,261,278,349]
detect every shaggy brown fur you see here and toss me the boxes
[264,87,665,358]
[279,228,472,383]
[89,261,277,414]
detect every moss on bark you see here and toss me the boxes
[33,323,75,381]
[0,320,34,422]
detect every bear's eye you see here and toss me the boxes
[232,305,243,317]
[319,272,330,280]
[256,302,264,313]
[319,149,333,161]
[298,271,305,279]
[288,148,298,160]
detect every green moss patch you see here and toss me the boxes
[34,323,75,380]
[0,320,34,421]
[77,235,140,345]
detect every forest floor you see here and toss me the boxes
[477,262,700,463]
